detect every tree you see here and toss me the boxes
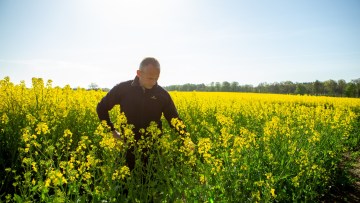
[279,81,295,94]
[242,84,254,92]
[163,78,359,98]
[88,83,99,90]
[230,81,239,92]
[215,82,221,92]
[295,84,306,95]
[196,84,206,91]
[257,82,268,93]
[352,78,360,97]
[345,83,356,97]
[324,80,337,96]
[313,80,323,95]
[221,81,231,92]
[209,82,215,92]
[337,79,346,97]
[269,82,280,93]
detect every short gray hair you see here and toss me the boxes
[139,57,160,71]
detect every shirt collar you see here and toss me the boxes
[131,76,140,87]
[131,76,158,90]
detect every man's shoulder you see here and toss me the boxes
[154,85,173,100]
[155,85,169,94]
[109,80,133,93]
[113,80,133,88]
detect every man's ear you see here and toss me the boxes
[136,70,141,77]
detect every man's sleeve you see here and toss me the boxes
[162,93,189,136]
[163,95,180,124]
[96,84,122,131]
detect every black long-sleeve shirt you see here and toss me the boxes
[96,76,179,139]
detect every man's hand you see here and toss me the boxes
[112,130,122,140]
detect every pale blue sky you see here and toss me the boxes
[0,0,359,88]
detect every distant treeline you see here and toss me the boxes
[164,78,360,98]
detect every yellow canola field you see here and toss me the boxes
[1,77,359,202]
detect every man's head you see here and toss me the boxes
[137,57,160,89]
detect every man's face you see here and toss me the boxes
[137,64,160,89]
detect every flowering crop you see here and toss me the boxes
[1,77,359,202]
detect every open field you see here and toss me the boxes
[1,77,360,202]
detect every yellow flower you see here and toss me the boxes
[120,166,130,179]
[252,190,261,202]
[31,162,38,172]
[45,178,51,188]
[112,165,130,180]
[292,176,300,187]
[211,158,223,174]
[83,172,91,181]
[22,129,31,143]
[1,113,9,124]
[35,122,49,135]
[271,188,276,198]
[254,180,264,187]
[46,169,67,187]
[63,129,72,137]
[198,138,211,154]
[199,174,206,184]
[197,138,212,163]
[171,118,186,133]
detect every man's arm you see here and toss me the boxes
[163,96,179,124]
[162,95,188,135]
[96,84,122,131]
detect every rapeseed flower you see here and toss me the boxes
[2,77,360,202]
[197,138,212,164]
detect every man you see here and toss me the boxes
[96,57,181,170]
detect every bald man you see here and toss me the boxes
[96,57,181,170]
